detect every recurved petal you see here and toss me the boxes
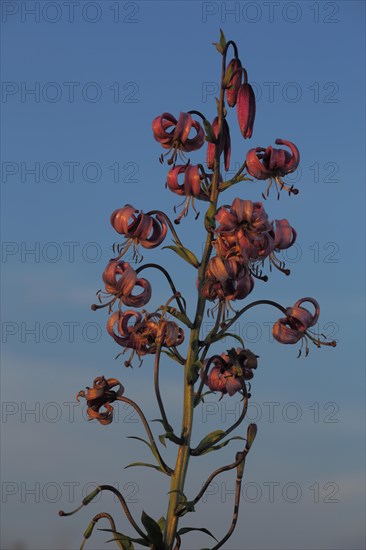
[110,204,138,235]
[184,165,202,197]
[224,372,243,396]
[293,297,320,327]
[139,214,167,249]
[152,112,177,144]
[182,119,205,152]
[275,139,300,173]
[166,165,186,196]
[273,318,302,344]
[274,219,297,250]
[122,277,152,308]
[246,148,271,180]
[207,365,227,392]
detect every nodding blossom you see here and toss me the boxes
[201,348,258,396]
[215,198,297,277]
[272,297,337,356]
[77,376,124,425]
[110,205,167,258]
[152,112,205,165]
[107,310,184,367]
[92,260,152,312]
[246,139,300,198]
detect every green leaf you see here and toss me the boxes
[157,516,166,532]
[124,462,165,473]
[99,528,149,548]
[163,245,200,268]
[246,423,258,450]
[141,511,164,548]
[177,527,218,541]
[199,436,245,455]
[151,418,177,435]
[192,430,225,455]
[212,29,227,54]
[203,119,217,144]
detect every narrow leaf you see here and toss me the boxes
[163,245,200,268]
[141,511,164,547]
[124,462,165,473]
[193,430,225,454]
[177,527,218,541]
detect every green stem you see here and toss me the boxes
[117,397,173,476]
[163,42,228,550]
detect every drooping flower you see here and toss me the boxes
[225,58,242,107]
[206,117,231,172]
[166,164,211,223]
[214,198,296,277]
[93,260,151,311]
[201,348,258,396]
[107,310,184,366]
[202,255,254,305]
[236,82,256,139]
[152,112,205,165]
[246,139,300,197]
[77,376,124,425]
[273,297,336,355]
[110,205,167,258]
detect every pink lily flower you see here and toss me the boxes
[225,58,242,107]
[76,376,124,425]
[273,297,336,355]
[107,310,184,366]
[206,117,231,172]
[101,259,152,309]
[246,139,300,198]
[110,205,167,252]
[152,112,205,165]
[166,164,211,223]
[201,347,258,396]
[215,198,274,262]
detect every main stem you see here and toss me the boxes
[163,49,227,549]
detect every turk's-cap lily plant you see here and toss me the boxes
[60,30,337,550]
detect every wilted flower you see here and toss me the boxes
[77,376,124,425]
[236,82,256,139]
[152,112,205,165]
[273,297,336,355]
[93,260,151,311]
[107,310,184,366]
[201,347,258,396]
[202,255,254,304]
[246,139,300,198]
[225,58,242,107]
[206,117,231,172]
[110,205,167,257]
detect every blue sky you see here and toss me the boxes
[1,1,365,549]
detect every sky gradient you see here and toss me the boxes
[1,1,365,549]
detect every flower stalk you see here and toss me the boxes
[62,30,336,550]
